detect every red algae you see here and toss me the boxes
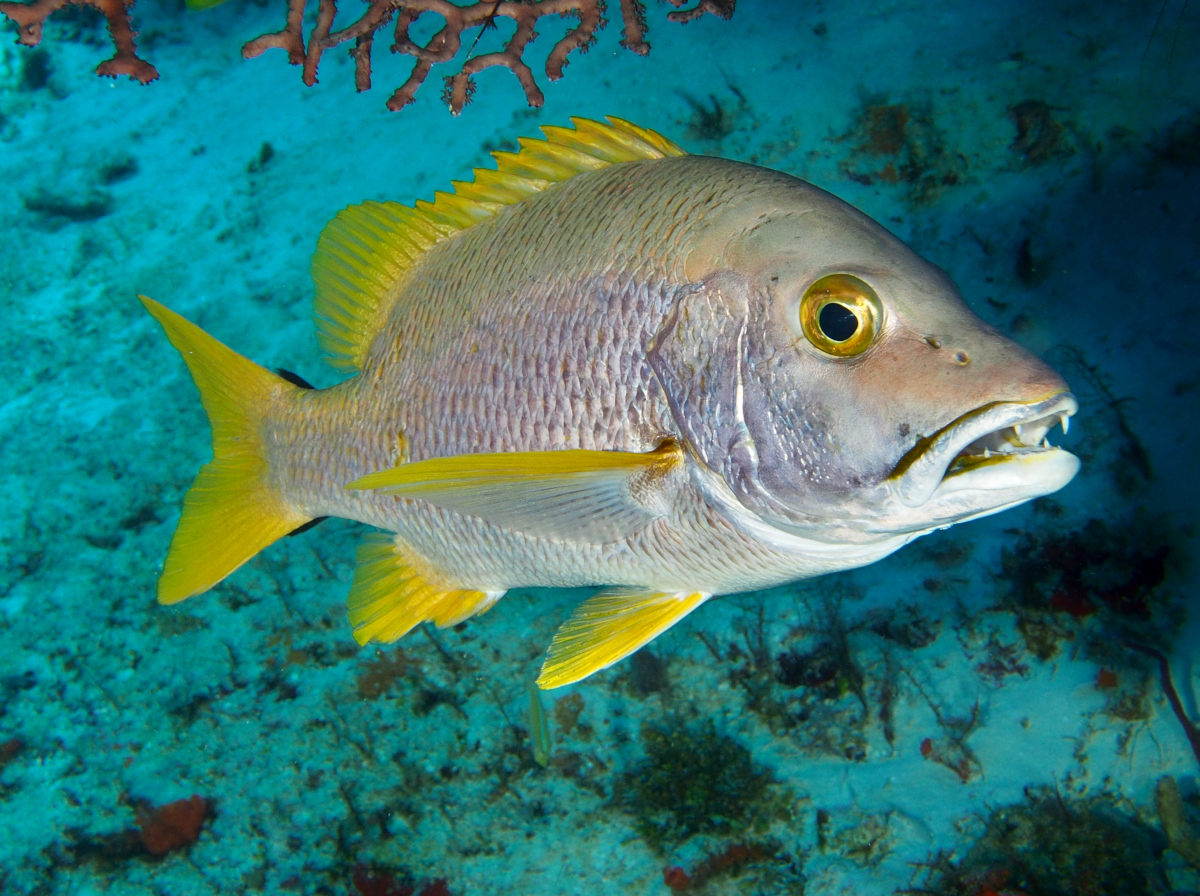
[663,865,691,890]
[135,795,209,856]
[0,737,23,768]
[352,865,454,896]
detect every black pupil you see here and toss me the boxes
[819,302,859,342]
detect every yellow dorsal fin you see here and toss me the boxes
[348,533,503,644]
[311,116,687,373]
[536,589,711,689]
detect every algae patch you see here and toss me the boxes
[616,720,777,852]
[907,787,1166,896]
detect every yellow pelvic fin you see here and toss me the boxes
[345,440,684,543]
[311,116,686,374]
[348,533,502,645]
[139,296,309,604]
[537,589,711,689]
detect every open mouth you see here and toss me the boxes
[890,392,1078,507]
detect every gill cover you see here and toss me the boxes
[647,271,797,524]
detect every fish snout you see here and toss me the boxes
[905,316,1069,408]
[878,316,1078,510]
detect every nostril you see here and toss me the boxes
[953,351,970,365]
[923,336,941,349]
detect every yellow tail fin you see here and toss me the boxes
[139,296,309,604]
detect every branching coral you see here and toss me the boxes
[0,0,158,83]
[249,0,734,113]
[0,0,735,113]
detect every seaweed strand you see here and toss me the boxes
[1126,640,1200,766]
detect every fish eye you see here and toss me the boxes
[800,274,882,357]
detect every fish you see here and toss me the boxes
[140,116,1079,689]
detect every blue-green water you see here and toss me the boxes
[1,1,1198,893]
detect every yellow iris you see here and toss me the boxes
[799,273,883,357]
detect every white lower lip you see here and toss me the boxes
[938,447,1080,495]
[891,393,1078,507]
[922,448,1081,527]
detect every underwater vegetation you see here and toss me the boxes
[57,794,211,866]
[904,786,1177,896]
[1002,515,1171,627]
[1008,100,1072,166]
[617,719,778,852]
[838,97,964,206]
[999,513,1180,660]
[662,841,806,893]
[352,864,453,896]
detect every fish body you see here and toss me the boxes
[142,117,1079,687]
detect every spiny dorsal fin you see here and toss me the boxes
[311,117,686,373]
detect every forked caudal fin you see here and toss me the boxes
[139,296,310,604]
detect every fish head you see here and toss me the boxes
[652,165,1078,545]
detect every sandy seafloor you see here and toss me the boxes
[2,0,1200,893]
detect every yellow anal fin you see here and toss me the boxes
[536,589,711,689]
[348,533,501,644]
[345,440,683,544]
[139,296,309,604]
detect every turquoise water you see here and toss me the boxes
[1,1,1199,893]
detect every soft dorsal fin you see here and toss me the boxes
[310,117,686,373]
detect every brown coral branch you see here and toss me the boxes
[0,0,158,82]
[246,0,734,114]
[666,0,735,25]
[2,0,733,112]
[241,0,306,66]
[1126,640,1200,767]
[619,0,649,55]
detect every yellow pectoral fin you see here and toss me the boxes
[347,533,502,645]
[346,441,683,543]
[536,589,711,689]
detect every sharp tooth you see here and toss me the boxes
[983,448,990,458]
[1042,436,1051,448]
[1014,424,1023,439]
[1059,413,1069,435]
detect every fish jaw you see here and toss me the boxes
[690,390,1081,553]
[877,391,1079,530]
